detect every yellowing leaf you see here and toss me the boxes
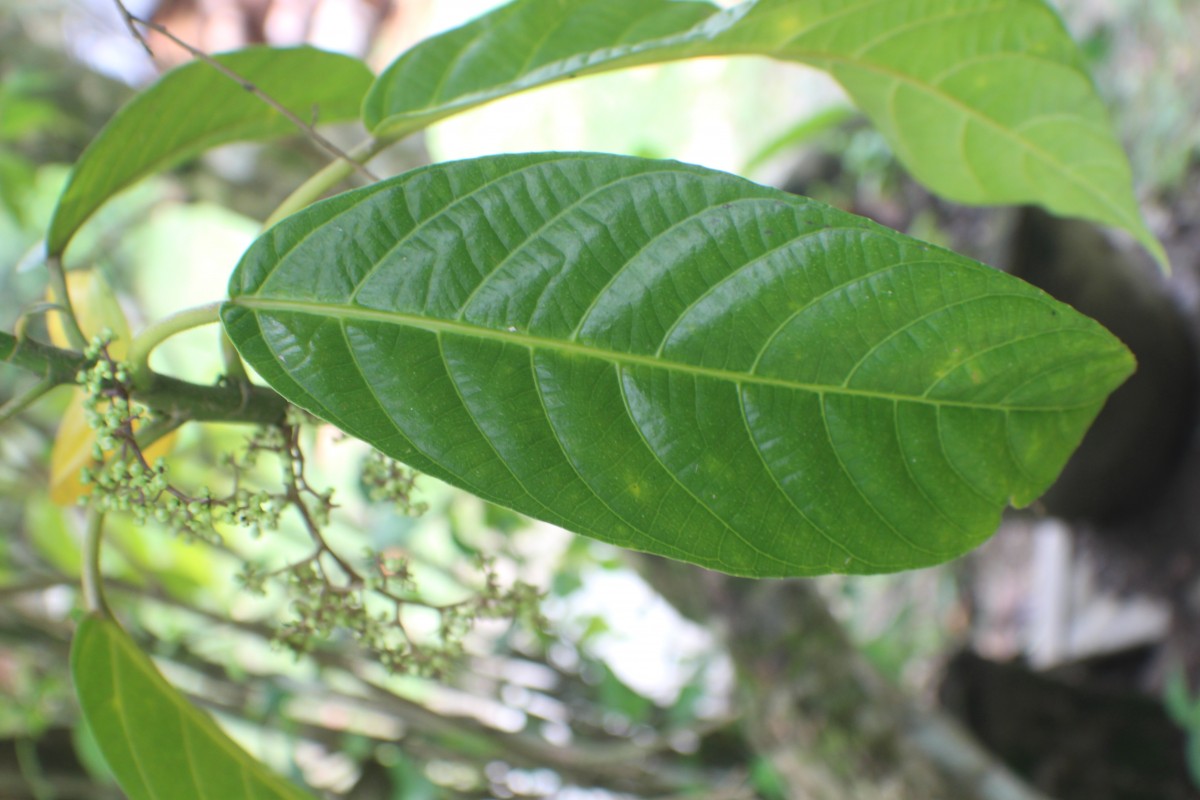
[46,269,131,356]
[50,393,102,505]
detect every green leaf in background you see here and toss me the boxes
[742,104,858,176]
[361,0,719,135]
[363,0,1164,267]
[47,46,372,257]
[71,614,317,800]
[0,69,71,142]
[223,153,1133,576]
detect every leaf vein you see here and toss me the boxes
[933,405,998,503]
[616,365,787,572]
[819,394,942,558]
[455,169,710,319]
[850,3,1012,60]
[735,386,868,569]
[435,332,574,522]
[526,349,656,550]
[891,401,973,535]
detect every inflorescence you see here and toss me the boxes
[76,335,543,676]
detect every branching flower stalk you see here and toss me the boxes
[262,414,544,676]
[77,339,543,676]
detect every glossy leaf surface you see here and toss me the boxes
[223,153,1133,576]
[48,46,372,257]
[364,0,1163,266]
[72,615,316,800]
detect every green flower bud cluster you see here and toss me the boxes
[265,549,543,678]
[77,337,135,455]
[75,342,294,543]
[236,562,270,596]
[273,557,422,668]
[369,551,416,593]
[443,557,546,645]
[80,454,170,516]
[361,450,427,516]
[72,353,539,678]
[76,339,192,531]
[153,486,284,543]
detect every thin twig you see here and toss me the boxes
[112,0,154,57]
[263,136,393,228]
[110,0,379,182]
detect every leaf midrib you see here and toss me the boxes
[229,296,1105,413]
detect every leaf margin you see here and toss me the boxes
[47,45,373,258]
[222,151,1136,577]
[71,613,318,800]
[362,0,1165,268]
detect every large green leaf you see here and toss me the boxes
[71,614,317,800]
[363,0,1164,267]
[47,46,372,257]
[223,153,1132,576]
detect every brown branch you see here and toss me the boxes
[110,0,379,182]
[638,559,1057,800]
[111,0,154,58]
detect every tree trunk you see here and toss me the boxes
[639,558,1054,800]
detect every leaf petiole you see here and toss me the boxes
[81,509,110,617]
[220,330,248,383]
[126,301,223,389]
[263,136,395,229]
[45,255,88,351]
